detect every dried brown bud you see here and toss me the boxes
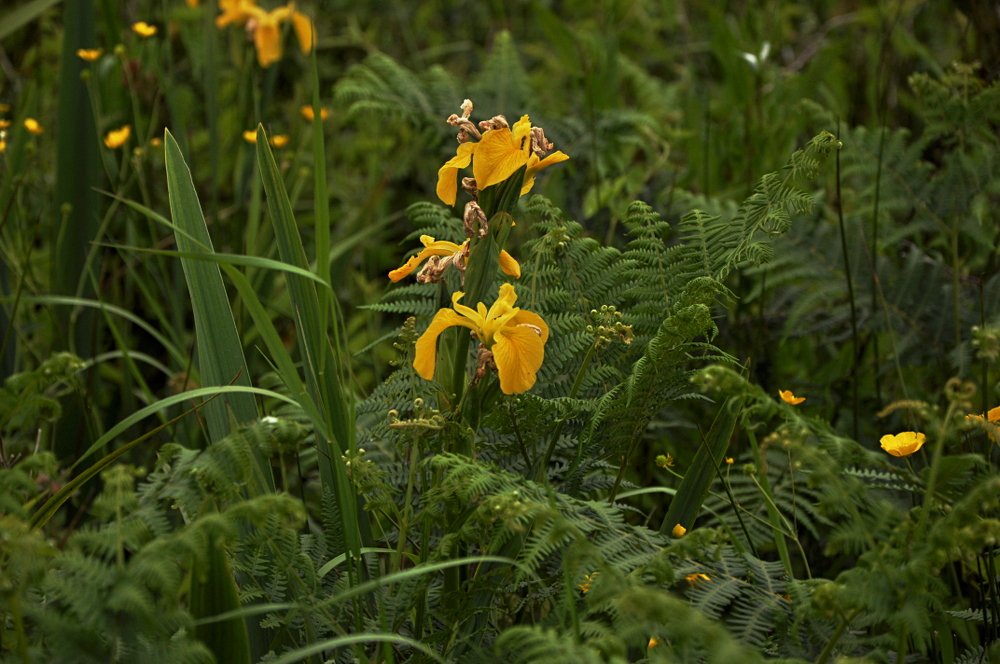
[471,347,497,387]
[464,202,488,239]
[530,126,554,158]
[479,115,509,132]
[462,177,479,200]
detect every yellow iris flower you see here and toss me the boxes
[215,0,314,68]
[103,125,131,149]
[77,48,103,61]
[879,431,926,457]
[389,235,520,283]
[779,389,805,405]
[436,115,569,206]
[415,283,547,395]
[132,22,158,37]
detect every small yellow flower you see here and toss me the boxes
[685,572,712,588]
[103,125,131,149]
[725,457,734,465]
[300,105,329,121]
[77,48,103,61]
[269,134,290,148]
[132,22,158,37]
[243,130,257,143]
[436,114,568,206]
[23,118,43,135]
[578,571,598,593]
[150,137,162,147]
[415,283,548,395]
[0,139,6,154]
[779,390,805,405]
[879,431,926,458]
[655,453,675,468]
[0,120,10,129]
[672,523,686,538]
[967,407,1000,442]
[389,235,519,283]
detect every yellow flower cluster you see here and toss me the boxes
[389,101,568,395]
[215,0,313,68]
[436,114,568,207]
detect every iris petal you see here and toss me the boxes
[493,323,546,394]
[413,309,479,381]
[436,143,477,206]
[498,250,521,278]
[473,127,530,191]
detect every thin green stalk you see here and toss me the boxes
[835,123,860,441]
[695,427,760,559]
[746,429,796,577]
[534,341,598,482]
[814,608,860,664]
[916,400,958,536]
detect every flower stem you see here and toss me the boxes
[534,341,598,482]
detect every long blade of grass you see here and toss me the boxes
[5,295,186,366]
[30,392,223,529]
[164,129,266,463]
[255,125,362,560]
[71,384,297,470]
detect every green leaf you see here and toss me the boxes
[190,531,252,664]
[164,129,265,463]
[0,0,62,42]
[661,396,743,534]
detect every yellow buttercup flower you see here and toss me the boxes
[779,389,805,405]
[301,105,329,121]
[0,120,10,129]
[133,22,158,37]
[77,48,103,61]
[388,235,519,283]
[23,118,43,135]
[685,573,712,588]
[103,125,131,149]
[671,523,687,538]
[436,112,568,206]
[0,139,6,154]
[269,134,290,147]
[965,407,1000,441]
[150,137,162,147]
[879,431,926,457]
[242,130,257,143]
[648,637,659,648]
[415,283,547,395]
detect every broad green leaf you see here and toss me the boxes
[0,0,62,42]
[190,532,252,664]
[164,129,265,462]
[661,396,743,535]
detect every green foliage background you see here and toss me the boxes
[1,0,1000,662]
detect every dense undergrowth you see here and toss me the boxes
[1,1,1000,662]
